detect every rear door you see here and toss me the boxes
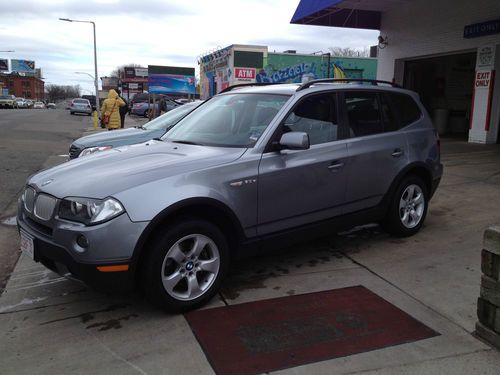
[341,90,408,213]
[257,92,349,235]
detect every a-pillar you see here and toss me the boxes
[469,44,500,144]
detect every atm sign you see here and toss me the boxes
[235,68,256,80]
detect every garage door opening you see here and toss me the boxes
[403,52,476,139]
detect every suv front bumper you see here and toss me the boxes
[17,200,149,291]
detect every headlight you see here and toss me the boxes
[79,146,113,157]
[59,197,124,225]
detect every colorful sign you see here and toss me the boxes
[235,68,256,80]
[0,59,8,71]
[11,59,35,72]
[149,74,195,94]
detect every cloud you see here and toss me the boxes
[1,0,193,18]
[1,0,378,93]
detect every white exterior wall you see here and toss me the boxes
[377,0,500,143]
[378,0,500,80]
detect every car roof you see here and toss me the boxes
[219,81,419,98]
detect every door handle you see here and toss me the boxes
[391,149,404,157]
[328,162,344,170]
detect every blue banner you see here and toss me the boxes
[149,74,195,94]
[11,59,35,72]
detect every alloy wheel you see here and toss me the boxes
[160,234,220,301]
[399,184,425,229]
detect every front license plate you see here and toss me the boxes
[20,230,35,260]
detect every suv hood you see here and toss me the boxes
[73,127,164,149]
[29,140,247,199]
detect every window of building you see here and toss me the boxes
[284,93,338,145]
[344,91,383,137]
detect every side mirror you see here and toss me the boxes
[279,132,310,150]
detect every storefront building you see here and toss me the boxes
[199,44,377,99]
[0,73,44,100]
[292,0,500,144]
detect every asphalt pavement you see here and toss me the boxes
[1,109,500,374]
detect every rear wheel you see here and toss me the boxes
[141,219,229,312]
[383,175,428,237]
[70,111,74,115]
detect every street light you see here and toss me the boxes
[59,17,99,128]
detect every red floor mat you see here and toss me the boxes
[185,286,439,375]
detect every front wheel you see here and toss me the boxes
[383,176,428,237]
[141,219,229,312]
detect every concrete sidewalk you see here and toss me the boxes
[1,138,500,374]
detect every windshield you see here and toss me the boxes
[164,93,290,147]
[0,96,12,99]
[144,103,201,130]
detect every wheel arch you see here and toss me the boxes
[382,162,434,210]
[131,197,246,276]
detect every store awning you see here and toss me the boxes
[291,0,381,30]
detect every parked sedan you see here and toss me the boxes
[70,98,92,115]
[69,101,202,159]
[33,101,45,109]
[15,98,29,108]
[130,101,160,117]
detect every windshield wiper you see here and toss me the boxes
[171,140,202,146]
[152,137,163,141]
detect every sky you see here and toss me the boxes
[0,0,379,95]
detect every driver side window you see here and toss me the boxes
[284,93,338,145]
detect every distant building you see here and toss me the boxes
[0,72,44,100]
[198,44,377,99]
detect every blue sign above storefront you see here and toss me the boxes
[464,19,500,39]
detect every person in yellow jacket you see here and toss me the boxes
[100,89,126,130]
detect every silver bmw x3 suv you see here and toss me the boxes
[17,79,443,312]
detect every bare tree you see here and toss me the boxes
[328,47,370,57]
[45,84,81,102]
[110,63,143,78]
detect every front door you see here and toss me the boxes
[257,92,349,235]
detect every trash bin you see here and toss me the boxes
[433,108,449,135]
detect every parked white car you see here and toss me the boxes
[33,101,45,109]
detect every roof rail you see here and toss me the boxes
[219,82,278,94]
[297,78,401,91]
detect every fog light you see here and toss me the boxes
[76,235,89,248]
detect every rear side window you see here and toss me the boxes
[388,93,422,128]
[344,91,383,137]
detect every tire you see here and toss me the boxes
[143,110,148,118]
[70,112,74,115]
[141,218,229,312]
[383,175,428,237]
